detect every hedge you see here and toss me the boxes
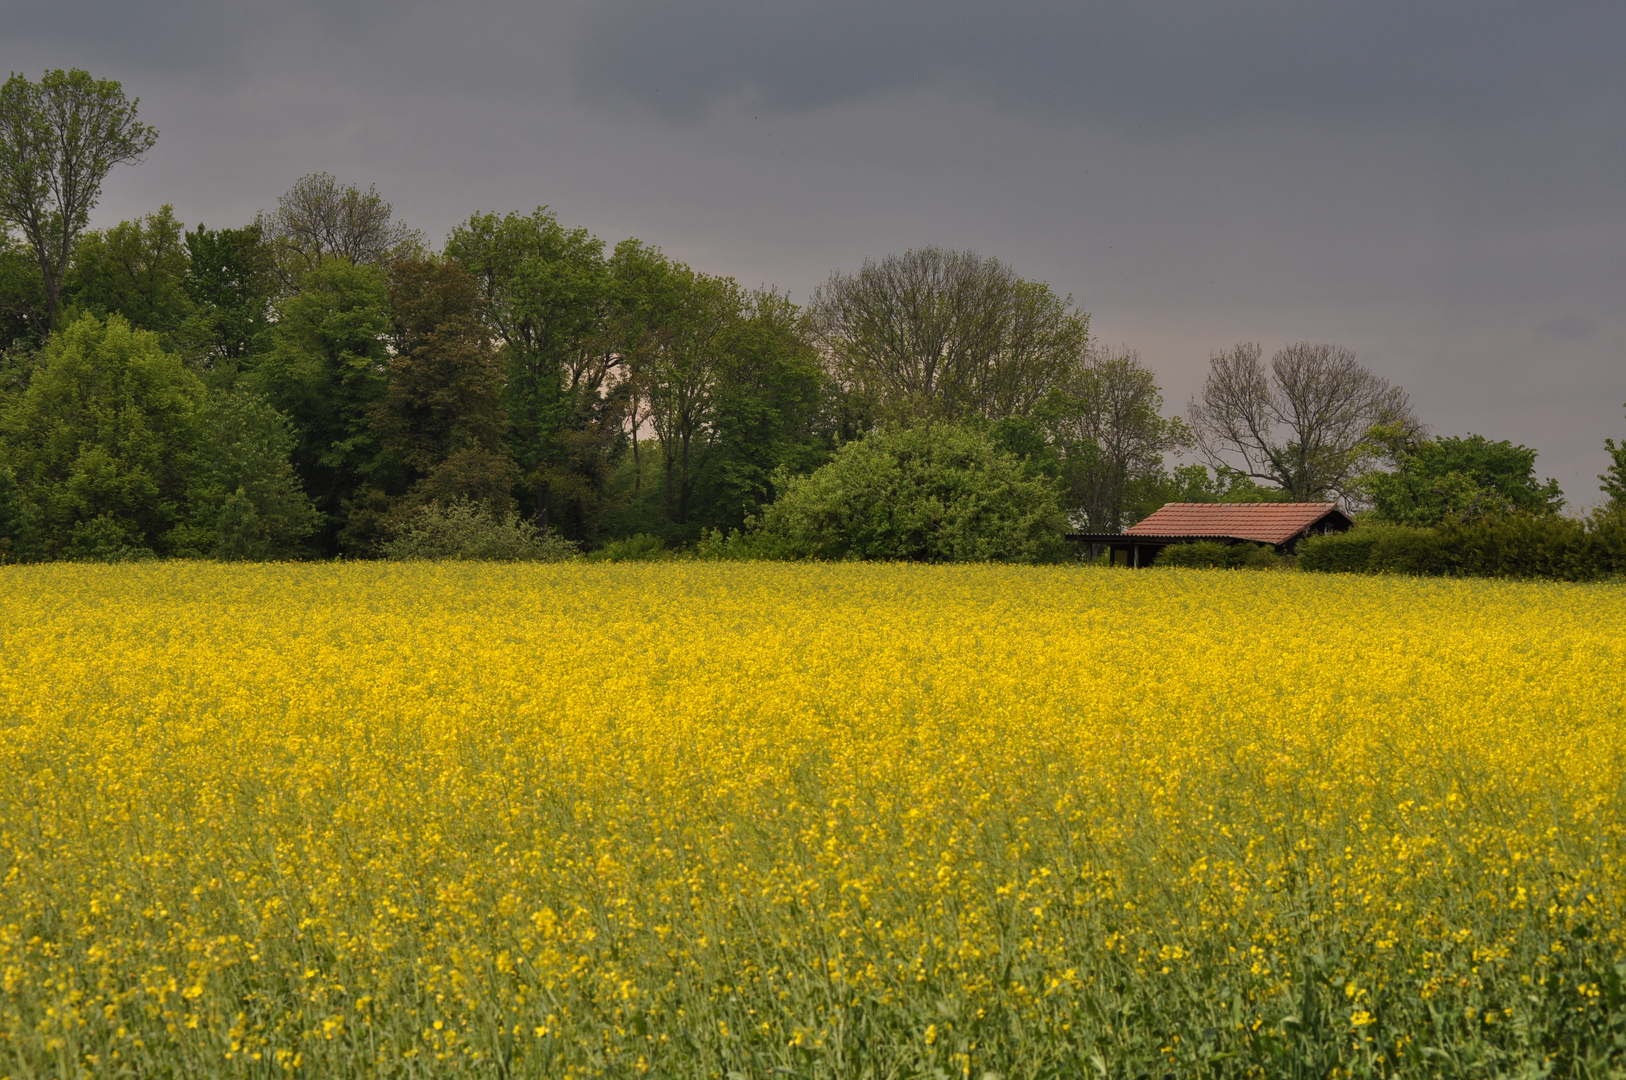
[1297,512,1626,581]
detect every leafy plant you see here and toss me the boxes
[754,422,1067,563]
[1155,540,1280,569]
[380,499,577,561]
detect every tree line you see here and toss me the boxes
[2,69,1623,565]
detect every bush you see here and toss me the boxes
[64,514,156,562]
[1295,527,1386,573]
[1437,513,1597,580]
[1585,507,1626,576]
[1296,522,1453,576]
[693,528,796,561]
[1298,514,1626,581]
[754,423,1067,563]
[1155,540,1280,570]
[587,534,668,563]
[381,500,578,562]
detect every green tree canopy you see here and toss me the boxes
[1367,433,1564,526]
[1602,404,1626,510]
[245,258,391,551]
[63,205,195,350]
[338,256,516,552]
[184,221,277,371]
[0,312,204,556]
[0,232,45,349]
[447,208,619,537]
[694,289,834,536]
[755,422,1066,563]
[187,389,318,560]
[0,69,157,330]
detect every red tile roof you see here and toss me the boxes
[1125,502,1351,545]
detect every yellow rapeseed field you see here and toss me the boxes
[1,562,1623,1078]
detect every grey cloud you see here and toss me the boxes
[1538,316,1599,340]
[1,0,1623,505]
[572,1,1626,128]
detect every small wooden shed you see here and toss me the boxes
[1068,502,1355,567]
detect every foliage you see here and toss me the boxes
[62,205,197,351]
[2,565,1625,1076]
[447,209,620,539]
[379,498,578,561]
[1154,539,1280,569]
[0,464,41,562]
[810,246,1088,425]
[693,526,796,561]
[1039,345,1191,530]
[755,422,1067,562]
[1602,404,1626,509]
[0,234,45,349]
[1158,462,1290,504]
[0,312,204,556]
[1188,341,1420,503]
[1366,433,1564,526]
[189,389,318,559]
[1298,514,1626,581]
[587,532,668,562]
[1294,523,1393,573]
[183,221,277,370]
[0,68,157,329]
[246,258,392,552]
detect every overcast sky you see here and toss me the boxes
[6,1,1624,504]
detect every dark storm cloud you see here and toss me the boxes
[2,0,1624,504]
[574,1,1626,127]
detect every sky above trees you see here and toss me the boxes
[4,0,1622,505]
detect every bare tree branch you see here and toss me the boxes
[809,247,1087,424]
[1188,341,1422,504]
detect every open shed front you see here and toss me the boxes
[1067,502,1355,567]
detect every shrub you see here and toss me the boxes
[754,423,1067,563]
[693,528,796,561]
[1437,514,1590,580]
[1298,514,1625,581]
[1585,507,1626,577]
[1367,527,1455,576]
[1295,527,1385,573]
[588,534,668,563]
[1155,540,1280,570]
[381,500,578,562]
[64,514,156,562]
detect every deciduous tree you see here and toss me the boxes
[1040,345,1190,530]
[246,258,391,551]
[446,209,619,537]
[0,312,203,556]
[756,422,1066,562]
[1367,433,1563,526]
[184,221,277,370]
[1602,405,1626,510]
[258,173,422,288]
[0,69,157,331]
[1187,341,1419,504]
[809,247,1087,425]
[63,205,194,349]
